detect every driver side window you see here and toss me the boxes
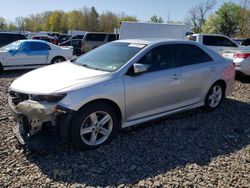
[138,45,177,72]
[19,43,31,53]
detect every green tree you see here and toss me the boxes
[89,6,99,31]
[216,2,241,37]
[99,11,119,32]
[202,14,220,34]
[149,15,164,23]
[49,11,66,32]
[0,17,7,31]
[120,16,137,22]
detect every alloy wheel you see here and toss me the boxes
[208,85,222,108]
[80,111,113,146]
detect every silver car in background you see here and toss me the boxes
[8,39,235,150]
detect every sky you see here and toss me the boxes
[0,0,240,23]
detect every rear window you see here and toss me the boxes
[86,34,106,41]
[203,36,237,47]
[179,44,213,66]
[241,39,250,46]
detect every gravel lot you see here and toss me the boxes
[0,70,250,188]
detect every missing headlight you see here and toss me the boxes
[30,94,66,103]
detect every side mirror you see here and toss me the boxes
[133,63,148,74]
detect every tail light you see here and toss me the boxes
[233,53,250,59]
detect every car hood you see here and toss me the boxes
[10,61,111,94]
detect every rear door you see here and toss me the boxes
[177,44,216,106]
[123,44,182,121]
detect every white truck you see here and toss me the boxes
[187,34,239,55]
[119,21,193,40]
[188,34,250,76]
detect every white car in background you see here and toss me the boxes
[0,40,74,71]
[222,49,250,76]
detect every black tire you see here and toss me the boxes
[51,56,66,64]
[0,63,3,73]
[205,83,224,110]
[70,102,118,150]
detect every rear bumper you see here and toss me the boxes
[235,65,250,76]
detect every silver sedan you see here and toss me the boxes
[8,39,235,150]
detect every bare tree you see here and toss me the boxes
[185,0,217,33]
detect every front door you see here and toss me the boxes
[123,45,181,121]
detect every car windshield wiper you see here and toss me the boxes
[80,64,106,71]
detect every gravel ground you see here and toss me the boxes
[0,70,250,188]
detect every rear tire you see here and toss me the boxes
[70,102,118,150]
[51,57,66,64]
[205,83,224,109]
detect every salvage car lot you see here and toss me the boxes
[0,70,249,187]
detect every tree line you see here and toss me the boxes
[0,1,250,38]
[0,6,138,33]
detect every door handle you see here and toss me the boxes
[172,74,179,80]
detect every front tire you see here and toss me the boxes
[205,83,224,109]
[70,103,118,150]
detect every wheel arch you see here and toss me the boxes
[74,98,122,128]
[212,79,227,97]
[51,56,66,64]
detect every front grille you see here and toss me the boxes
[9,90,29,106]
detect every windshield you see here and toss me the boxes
[74,42,146,72]
[0,41,22,51]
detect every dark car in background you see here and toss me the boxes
[0,32,27,48]
[233,38,250,46]
[81,32,118,53]
[58,34,71,43]
[32,35,59,45]
[59,39,82,56]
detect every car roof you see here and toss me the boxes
[114,38,196,45]
[19,39,50,44]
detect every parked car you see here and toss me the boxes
[59,39,82,56]
[233,38,250,46]
[32,35,59,45]
[71,35,84,40]
[81,32,118,53]
[58,34,71,43]
[222,49,250,76]
[187,34,239,55]
[0,40,74,71]
[8,39,235,150]
[0,32,27,48]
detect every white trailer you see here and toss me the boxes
[119,21,193,40]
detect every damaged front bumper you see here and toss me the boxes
[8,94,74,145]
